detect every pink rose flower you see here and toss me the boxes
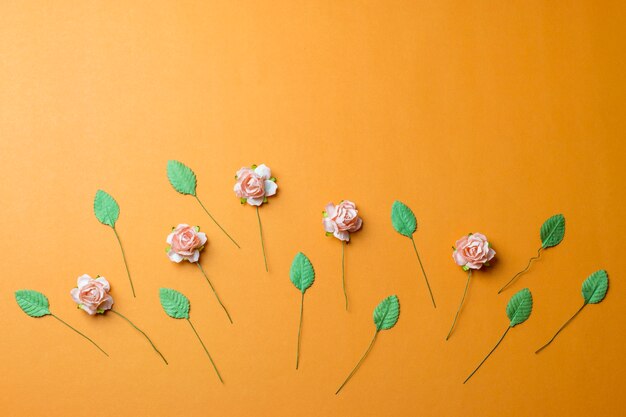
[234,164,278,206]
[167,224,207,263]
[452,233,496,270]
[70,274,114,315]
[323,200,363,242]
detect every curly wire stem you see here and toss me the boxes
[51,314,108,357]
[342,241,348,310]
[197,262,233,324]
[296,292,304,369]
[410,237,436,308]
[446,270,472,340]
[187,318,223,383]
[335,330,379,395]
[113,227,135,297]
[195,195,240,249]
[256,206,268,272]
[498,247,543,294]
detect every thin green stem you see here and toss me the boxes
[197,262,233,324]
[50,313,108,357]
[410,237,436,308]
[535,303,587,354]
[113,227,135,297]
[446,270,472,340]
[296,292,304,369]
[464,326,510,384]
[195,195,240,249]
[110,309,168,364]
[342,241,348,310]
[498,247,543,294]
[335,330,379,395]
[256,206,268,272]
[187,318,223,384]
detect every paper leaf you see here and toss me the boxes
[506,288,533,327]
[15,290,51,317]
[167,160,197,196]
[582,270,609,304]
[289,252,315,293]
[373,295,400,331]
[391,200,417,237]
[159,288,190,319]
[540,214,565,248]
[93,190,120,227]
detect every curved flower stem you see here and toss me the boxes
[296,292,304,369]
[410,236,436,308]
[195,195,241,249]
[187,318,223,383]
[110,309,168,364]
[50,313,108,357]
[535,303,587,354]
[464,326,510,384]
[197,262,233,324]
[342,241,348,310]
[335,330,379,395]
[498,247,543,294]
[256,206,268,272]
[446,270,472,340]
[113,226,135,297]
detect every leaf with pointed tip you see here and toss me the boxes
[167,160,197,196]
[373,295,400,331]
[391,201,417,238]
[15,290,51,317]
[540,214,565,248]
[290,252,315,293]
[582,270,609,304]
[159,288,190,319]
[94,190,120,227]
[506,288,533,327]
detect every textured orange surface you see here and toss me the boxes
[1,1,625,416]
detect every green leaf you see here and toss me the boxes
[391,200,417,238]
[289,252,315,293]
[373,295,400,331]
[167,160,197,196]
[540,214,565,248]
[582,270,609,304]
[506,288,533,327]
[15,290,51,317]
[93,190,120,227]
[159,288,190,319]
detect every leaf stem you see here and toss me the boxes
[342,240,348,310]
[464,326,510,384]
[110,309,168,364]
[50,313,108,357]
[498,247,543,294]
[410,236,436,308]
[296,292,304,369]
[197,262,233,324]
[335,330,379,395]
[187,318,223,383]
[535,303,587,354]
[446,270,472,340]
[256,206,268,272]
[195,195,240,249]
[113,227,135,297]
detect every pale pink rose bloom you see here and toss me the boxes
[234,164,278,206]
[70,274,114,315]
[452,233,496,270]
[166,224,207,263]
[323,200,363,242]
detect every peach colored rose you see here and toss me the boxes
[166,224,207,263]
[323,200,363,242]
[234,164,278,206]
[70,274,114,315]
[452,233,496,270]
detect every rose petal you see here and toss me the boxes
[197,232,207,246]
[80,304,97,315]
[188,251,200,263]
[453,250,467,266]
[254,164,271,179]
[334,230,350,242]
[168,251,184,263]
[247,197,264,206]
[166,232,175,245]
[325,203,336,218]
[94,277,110,291]
[70,288,81,304]
[323,218,336,233]
[264,180,278,197]
[77,274,92,289]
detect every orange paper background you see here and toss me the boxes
[1,1,625,416]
